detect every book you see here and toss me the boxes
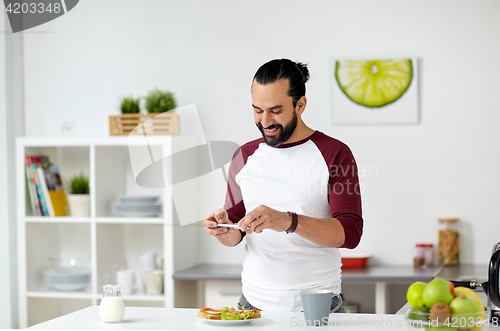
[27,156,49,216]
[24,159,38,216]
[37,167,55,217]
[25,156,42,216]
[46,164,68,216]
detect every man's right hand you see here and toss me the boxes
[204,208,242,247]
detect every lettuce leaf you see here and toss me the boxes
[220,307,260,320]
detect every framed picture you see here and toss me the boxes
[330,58,419,124]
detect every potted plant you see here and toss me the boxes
[144,89,177,113]
[119,96,141,114]
[66,172,90,217]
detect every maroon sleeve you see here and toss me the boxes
[224,148,246,224]
[312,133,363,249]
[223,138,263,224]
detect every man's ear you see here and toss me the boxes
[296,96,307,116]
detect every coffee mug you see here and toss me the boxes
[300,289,342,326]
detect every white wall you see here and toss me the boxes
[22,0,500,265]
[1,10,24,328]
[0,11,12,329]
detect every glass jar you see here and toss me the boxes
[99,284,125,323]
[414,243,434,268]
[438,218,460,265]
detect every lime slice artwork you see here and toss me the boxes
[335,59,413,108]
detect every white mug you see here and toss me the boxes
[116,269,136,295]
[139,252,156,271]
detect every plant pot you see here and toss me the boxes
[67,194,90,217]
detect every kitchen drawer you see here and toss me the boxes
[204,280,242,308]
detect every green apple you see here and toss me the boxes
[450,296,480,316]
[408,306,429,321]
[423,278,454,308]
[407,282,427,309]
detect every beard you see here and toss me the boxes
[256,110,298,147]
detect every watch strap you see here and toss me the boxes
[286,212,298,234]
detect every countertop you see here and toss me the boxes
[173,263,488,282]
[30,306,499,330]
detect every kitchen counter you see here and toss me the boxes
[173,264,488,314]
[29,306,498,330]
[173,264,441,314]
[172,264,442,281]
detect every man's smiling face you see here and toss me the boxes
[252,78,298,147]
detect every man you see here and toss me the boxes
[203,58,363,312]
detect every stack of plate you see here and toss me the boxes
[44,266,91,291]
[111,195,163,217]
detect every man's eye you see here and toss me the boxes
[255,110,263,114]
[271,111,281,115]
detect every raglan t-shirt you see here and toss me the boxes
[223,131,363,312]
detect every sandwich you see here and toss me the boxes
[197,307,261,320]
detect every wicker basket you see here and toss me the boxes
[109,113,179,136]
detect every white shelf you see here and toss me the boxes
[95,217,164,224]
[17,136,200,328]
[27,290,93,300]
[25,216,92,223]
[120,294,166,302]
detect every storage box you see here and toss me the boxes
[109,113,179,136]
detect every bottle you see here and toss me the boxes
[414,243,434,268]
[438,218,460,265]
[99,284,125,323]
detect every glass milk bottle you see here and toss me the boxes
[99,284,125,323]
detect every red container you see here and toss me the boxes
[341,257,369,269]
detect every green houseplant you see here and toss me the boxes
[144,89,177,113]
[119,97,141,114]
[66,172,90,217]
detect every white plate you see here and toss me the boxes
[195,316,261,325]
[112,202,163,208]
[118,196,159,203]
[48,283,89,291]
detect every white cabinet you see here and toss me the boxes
[16,136,200,328]
[204,280,242,308]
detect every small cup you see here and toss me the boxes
[116,269,135,295]
[301,289,342,326]
[144,270,164,295]
[139,252,156,271]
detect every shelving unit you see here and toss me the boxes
[16,136,201,328]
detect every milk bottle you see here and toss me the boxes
[99,284,125,323]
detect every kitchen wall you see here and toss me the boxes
[0,11,11,329]
[22,0,500,266]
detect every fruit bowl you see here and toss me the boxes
[404,307,490,330]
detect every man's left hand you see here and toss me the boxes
[238,205,292,234]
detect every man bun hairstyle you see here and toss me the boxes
[253,58,309,107]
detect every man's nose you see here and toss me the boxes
[261,112,274,128]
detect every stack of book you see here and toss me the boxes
[25,155,69,217]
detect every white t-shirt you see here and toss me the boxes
[224,131,363,311]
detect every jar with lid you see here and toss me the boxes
[99,284,125,323]
[438,218,460,265]
[414,243,434,268]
